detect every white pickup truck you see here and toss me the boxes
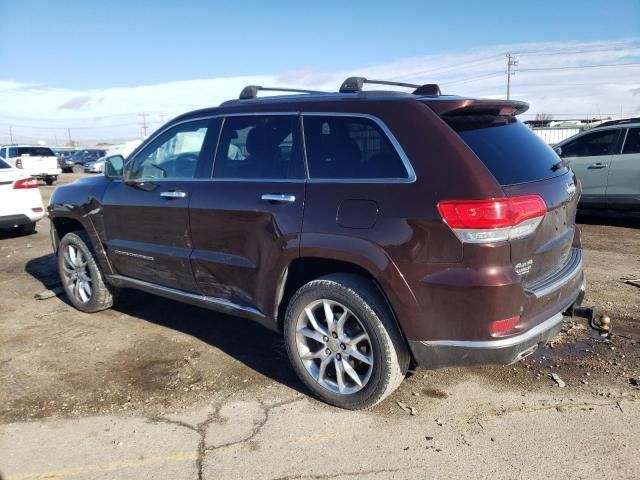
[0,145,62,185]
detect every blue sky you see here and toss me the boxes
[1,0,639,89]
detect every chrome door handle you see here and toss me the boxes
[261,193,296,203]
[588,163,607,169]
[160,191,187,199]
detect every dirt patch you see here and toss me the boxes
[1,179,639,422]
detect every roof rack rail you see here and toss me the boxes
[593,117,640,128]
[339,77,441,96]
[239,85,325,100]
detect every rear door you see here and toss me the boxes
[559,128,622,200]
[606,127,640,208]
[100,118,220,291]
[443,114,579,287]
[189,114,305,316]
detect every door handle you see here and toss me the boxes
[160,191,187,199]
[261,193,296,203]
[588,163,607,169]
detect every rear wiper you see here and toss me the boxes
[551,158,570,171]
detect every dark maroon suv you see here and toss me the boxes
[49,77,585,409]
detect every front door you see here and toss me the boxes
[101,118,219,291]
[189,114,305,317]
[560,128,621,201]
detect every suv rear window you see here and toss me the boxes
[15,147,56,157]
[444,115,567,185]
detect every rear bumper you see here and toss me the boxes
[0,213,35,228]
[29,168,61,178]
[409,312,566,368]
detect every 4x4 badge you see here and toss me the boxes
[566,183,576,195]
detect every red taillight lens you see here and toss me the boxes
[489,316,520,335]
[437,195,547,243]
[13,177,38,189]
[438,196,546,229]
[16,158,23,168]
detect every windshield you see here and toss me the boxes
[444,115,568,185]
[0,158,11,169]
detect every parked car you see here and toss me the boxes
[0,145,61,185]
[48,78,586,409]
[554,117,640,210]
[64,149,107,171]
[0,156,45,234]
[53,148,80,172]
[84,154,124,174]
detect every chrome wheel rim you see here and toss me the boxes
[295,299,373,394]
[61,245,92,304]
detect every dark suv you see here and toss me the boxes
[49,78,586,409]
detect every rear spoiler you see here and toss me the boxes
[422,98,529,117]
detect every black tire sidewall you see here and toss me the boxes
[57,232,111,312]
[285,278,399,409]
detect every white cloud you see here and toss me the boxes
[0,39,638,144]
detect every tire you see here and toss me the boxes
[45,176,56,185]
[72,165,84,174]
[57,231,118,312]
[15,222,36,235]
[284,273,410,410]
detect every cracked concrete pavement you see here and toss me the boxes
[1,383,639,479]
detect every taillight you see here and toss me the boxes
[489,316,520,335]
[437,195,546,243]
[16,158,23,168]
[13,177,38,189]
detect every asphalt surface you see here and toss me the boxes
[1,173,639,479]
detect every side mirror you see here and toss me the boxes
[553,146,562,157]
[104,155,125,179]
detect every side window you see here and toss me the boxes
[213,115,303,180]
[562,129,620,157]
[129,120,209,180]
[622,128,640,155]
[8,147,17,158]
[303,115,409,179]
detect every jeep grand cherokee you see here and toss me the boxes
[48,77,586,409]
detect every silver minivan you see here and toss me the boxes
[555,118,640,210]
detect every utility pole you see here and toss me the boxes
[506,53,518,100]
[9,126,14,144]
[140,112,149,138]
[67,128,72,146]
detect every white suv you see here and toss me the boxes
[0,145,62,185]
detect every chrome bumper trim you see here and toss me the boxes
[420,312,565,349]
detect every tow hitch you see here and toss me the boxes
[568,305,611,338]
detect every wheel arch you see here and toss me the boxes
[276,255,414,360]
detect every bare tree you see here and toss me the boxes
[535,112,553,121]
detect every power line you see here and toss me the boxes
[516,62,640,72]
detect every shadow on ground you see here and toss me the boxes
[577,208,640,228]
[24,253,303,394]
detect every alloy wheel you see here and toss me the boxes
[61,244,93,304]
[295,299,374,394]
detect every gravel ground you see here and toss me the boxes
[0,173,639,479]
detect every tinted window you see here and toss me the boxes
[214,115,303,179]
[446,115,568,185]
[0,158,11,169]
[8,147,17,158]
[16,147,55,157]
[303,115,408,179]
[561,129,620,157]
[622,128,640,154]
[129,120,209,180]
